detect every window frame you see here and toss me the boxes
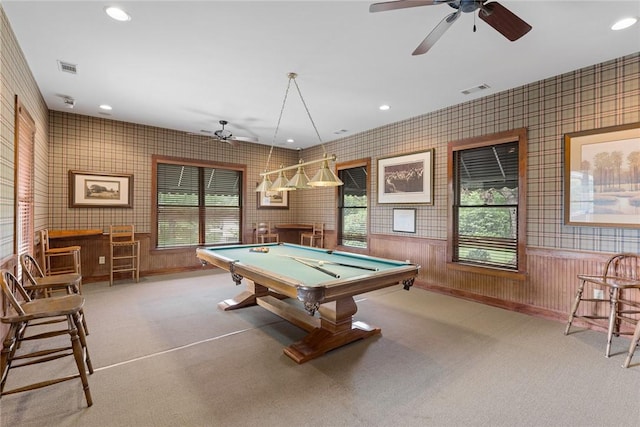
[336,158,370,251]
[151,155,246,250]
[15,96,35,279]
[447,128,527,279]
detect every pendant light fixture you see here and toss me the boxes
[256,72,343,192]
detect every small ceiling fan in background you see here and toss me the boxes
[213,120,259,145]
[189,120,258,146]
[370,0,532,55]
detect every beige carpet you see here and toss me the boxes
[1,269,639,427]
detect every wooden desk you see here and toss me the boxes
[275,224,312,245]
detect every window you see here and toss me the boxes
[16,97,35,278]
[337,160,369,248]
[448,128,527,275]
[153,156,244,249]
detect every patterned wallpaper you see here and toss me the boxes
[48,113,300,234]
[49,53,639,254]
[313,53,640,253]
[0,8,49,260]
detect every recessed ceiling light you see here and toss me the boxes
[379,105,390,111]
[99,104,112,111]
[286,138,294,143]
[105,6,131,22]
[611,17,637,30]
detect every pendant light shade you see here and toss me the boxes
[270,168,292,191]
[255,174,272,192]
[286,164,312,189]
[309,159,343,187]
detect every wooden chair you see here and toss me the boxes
[565,253,640,359]
[0,270,93,406]
[38,229,81,276]
[109,225,140,286]
[21,253,89,334]
[300,223,324,248]
[21,253,82,297]
[256,222,278,244]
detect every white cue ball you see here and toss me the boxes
[318,261,324,266]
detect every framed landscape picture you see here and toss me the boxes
[377,149,434,204]
[69,170,133,208]
[257,188,289,209]
[564,122,640,228]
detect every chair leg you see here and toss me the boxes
[605,287,620,358]
[68,316,93,407]
[623,321,640,368]
[72,312,93,374]
[565,280,586,335]
[0,324,20,396]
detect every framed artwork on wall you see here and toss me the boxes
[68,170,133,208]
[564,122,640,228]
[377,149,434,204]
[257,188,289,209]
[393,208,416,233]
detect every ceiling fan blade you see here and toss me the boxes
[412,10,460,55]
[370,0,438,13]
[231,136,258,144]
[479,1,532,41]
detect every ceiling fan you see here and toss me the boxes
[203,120,258,146]
[370,0,532,55]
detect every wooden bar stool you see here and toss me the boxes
[565,253,640,358]
[301,223,324,248]
[109,225,140,286]
[1,270,93,407]
[39,229,81,276]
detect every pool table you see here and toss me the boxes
[196,243,420,363]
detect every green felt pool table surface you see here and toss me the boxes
[198,242,412,287]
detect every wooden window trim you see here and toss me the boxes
[447,128,528,277]
[151,155,246,251]
[335,158,370,251]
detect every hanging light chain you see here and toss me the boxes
[264,74,295,173]
[291,75,326,155]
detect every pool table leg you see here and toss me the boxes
[218,280,285,311]
[283,296,381,364]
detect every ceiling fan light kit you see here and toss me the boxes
[256,73,343,192]
[370,0,532,55]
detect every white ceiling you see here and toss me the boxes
[3,1,640,149]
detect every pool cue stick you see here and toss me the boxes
[292,257,340,278]
[278,254,378,271]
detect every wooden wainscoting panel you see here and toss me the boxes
[366,235,633,329]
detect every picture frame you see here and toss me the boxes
[69,170,133,208]
[257,188,289,209]
[378,149,434,204]
[563,122,640,228]
[393,208,416,233]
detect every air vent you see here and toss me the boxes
[57,60,77,74]
[461,83,490,95]
[63,97,75,108]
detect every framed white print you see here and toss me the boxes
[393,208,416,233]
